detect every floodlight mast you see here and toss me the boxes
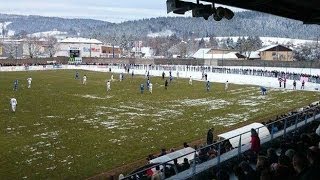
[166,0,234,21]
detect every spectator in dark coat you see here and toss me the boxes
[207,128,214,145]
[181,158,190,171]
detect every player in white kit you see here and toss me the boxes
[149,83,153,93]
[10,98,17,112]
[83,75,87,85]
[225,81,229,91]
[107,80,111,91]
[189,76,193,85]
[27,77,32,88]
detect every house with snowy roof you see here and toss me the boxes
[55,37,104,58]
[257,44,293,61]
[192,48,245,60]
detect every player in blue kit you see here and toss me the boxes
[140,84,144,94]
[13,79,18,91]
[206,81,210,92]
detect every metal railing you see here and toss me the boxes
[122,104,320,180]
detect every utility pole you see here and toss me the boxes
[89,38,92,58]
[15,42,18,59]
[112,37,117,58]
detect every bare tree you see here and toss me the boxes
[7,42,16,58]
[46,36,58,57]
[25,37,41,58]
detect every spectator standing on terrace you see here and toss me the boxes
[145,71,148,79]
[181,158,190,171]
[301,80,305,89]
[250,128,260,154]
[278,77,282,88]
[292,153,313,179]
[316,124,320,136]
[283,78,287,88]
[151,166,161,180]
[159,148,167,157]
[293,80,297,90]
[207,128,214,145]
[183,142,189,148]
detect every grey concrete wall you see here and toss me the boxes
[1,57,319,68]
[0,57,69,65]
[154,58,204,66]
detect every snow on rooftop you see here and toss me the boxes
[256,44,292,52]
[192,48,212,58]
[193,49,242,59]
[59,37,103,44]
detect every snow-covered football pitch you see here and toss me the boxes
[0,68,319,179]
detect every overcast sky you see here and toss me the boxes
[0,0,244,23]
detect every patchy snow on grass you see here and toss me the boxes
[100,121,119,129]
[75,94,113,100]
[178,98,231,110]
[45,116,60,118]
[156,109,183,117]
[119,105,145,112]
[206,113,249,127]
[238,99,260,107]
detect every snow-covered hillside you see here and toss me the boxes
[0,22,15,37]
[28,30,68,38]
[147,30,175,38]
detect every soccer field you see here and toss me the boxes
[0,70,319,179]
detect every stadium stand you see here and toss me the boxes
[122,102,320,180]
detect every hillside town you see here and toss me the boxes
[0,29,319,62]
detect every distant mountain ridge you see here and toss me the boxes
[0,12,319,40]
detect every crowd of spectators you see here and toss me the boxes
[1,62,319,84]
[121,102,320,180]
